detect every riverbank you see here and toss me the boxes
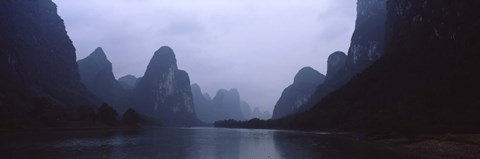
[368,134,480,159]
[246,128,480,159]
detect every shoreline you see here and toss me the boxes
[337,133,480,159]
[370,134,480,159]
[0,125,163,134]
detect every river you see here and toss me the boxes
[0,127,429,159]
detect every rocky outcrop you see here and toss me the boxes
[118,75,138,90]
[272,67,325,119]
[0,0,98,125]
[78,47,124,106]
[325,51,347,81]
[128,46,198,126]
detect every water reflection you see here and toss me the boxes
[183,128,281,159]
[0,127,427,159]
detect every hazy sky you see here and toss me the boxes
[53,0,357,113]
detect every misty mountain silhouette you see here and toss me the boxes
[125,46,200,126]
[192,84,270,123]
[118,74,139,90]
[78,47,125,107]
[272,67,325,119]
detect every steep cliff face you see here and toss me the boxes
[0,0,99,128]
[272,67,325,119]
[129,46,198,126]
[0,1,79,87]
[0,0,95,96]
[290,0,480,133]
[345,0,387,74]
[299,0,387,111]
[0,0,97,124]
[78,47,124,106]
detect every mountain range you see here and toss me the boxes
[192,84,271,123]
[2,0,479,134]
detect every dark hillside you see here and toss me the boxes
[288,0,480,135]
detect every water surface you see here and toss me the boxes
[0,127,428,159]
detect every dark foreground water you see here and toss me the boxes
[0,127,429,159]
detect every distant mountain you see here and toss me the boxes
[78,47,124,106]
[203,93,212,101]
[211,88,245,121]
[289,0,480,134]
[253,107,271,120]
[0,0,98,127]
[239,101,253,120]
[127,46,199,126]
[118,75,138,90]
[272,67,325,119]
[191,84,268,123]
[191,83,217,123]
[240,101,271,120]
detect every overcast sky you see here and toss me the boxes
[53,0,357,113]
